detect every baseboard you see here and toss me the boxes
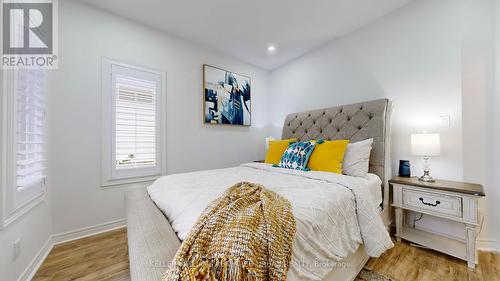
[16,236,53,281]
[52,218,126,245]
[478,239,500,253]
[16,219,127,281]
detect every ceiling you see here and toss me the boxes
[80,0,413,70]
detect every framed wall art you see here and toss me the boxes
[203,64,251,126]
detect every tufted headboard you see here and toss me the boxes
[281,99,392,187]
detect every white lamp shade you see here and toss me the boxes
[411,133,441,156]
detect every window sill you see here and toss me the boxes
[101,174,162,188]
[2,193,45,229]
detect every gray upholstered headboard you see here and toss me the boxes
[281,99,392,185]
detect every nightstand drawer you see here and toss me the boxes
[402,188,462,218]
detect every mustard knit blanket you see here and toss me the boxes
[164,182,296,281]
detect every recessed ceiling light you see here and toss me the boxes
[266,44,277,55]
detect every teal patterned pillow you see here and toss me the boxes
[274,140,318,171]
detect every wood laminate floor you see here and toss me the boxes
[33,228,500,281]
[32,228,129,281]
[366,241,500,281]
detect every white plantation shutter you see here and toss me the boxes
[3,69,48,210]
[15,70,46,192]
[114,75,157,169]
[104,63,162,182]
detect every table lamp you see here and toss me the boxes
[411,133,440,182]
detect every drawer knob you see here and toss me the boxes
[419,197,441,207]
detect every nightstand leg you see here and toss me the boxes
[395,208,403,242]
[466,224,477,269]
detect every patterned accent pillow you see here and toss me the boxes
[274,140,319,171]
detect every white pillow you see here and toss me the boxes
[343,138,373,178]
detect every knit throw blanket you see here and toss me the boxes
[164,182,296,281]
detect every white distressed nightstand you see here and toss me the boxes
[389,177,485,269]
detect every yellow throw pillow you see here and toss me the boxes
[265,138,298,165]
[307,140,349,174]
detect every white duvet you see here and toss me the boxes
[147,163,393,280]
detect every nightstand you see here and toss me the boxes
[389,177,485,269]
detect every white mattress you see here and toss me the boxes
[360,173,383,207]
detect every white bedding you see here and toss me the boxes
[364,173,383,207]
[147,163,393,280]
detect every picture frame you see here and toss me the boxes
[203,64,251,126]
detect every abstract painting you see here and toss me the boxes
[203,65,251,126]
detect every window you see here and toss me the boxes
[114,75,157,170]
[101,59,165,186]
[3,69,47,216]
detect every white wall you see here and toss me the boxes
[0,201,53,281]
[47,0,270,234]
[492,0,500,252]
[270,0,463,181]
[461,0,500,252]
[466,0,500,251]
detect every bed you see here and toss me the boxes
[126,98,393,281]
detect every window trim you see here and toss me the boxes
[100,58,166,187]
[1,70,46,228]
